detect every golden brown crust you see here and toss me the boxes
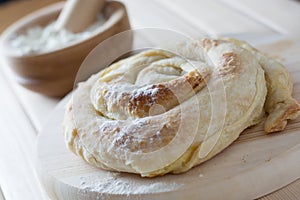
[264,99,300,132]
[128,69,211,118]
[202,38,220,51]
[218,52,241,76]
[62,37,298,177]
[223,37,300,133]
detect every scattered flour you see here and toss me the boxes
[78,173,183,197]
[132,86,160,99]
[10,14,105,55]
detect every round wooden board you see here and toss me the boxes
[37,93,300,200]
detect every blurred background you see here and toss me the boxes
[1,1,300,200]
[0,0,61,34]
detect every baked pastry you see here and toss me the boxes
[224,38,300,132]
[63,38,300,177]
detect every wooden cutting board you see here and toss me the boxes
[37,37,300,200]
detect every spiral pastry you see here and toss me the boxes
[63,38,299,177]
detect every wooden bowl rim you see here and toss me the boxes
[0,1,128,59]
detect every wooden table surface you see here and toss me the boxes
[0,0,300,199]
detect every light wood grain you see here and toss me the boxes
[36,37,300,200]
[2,66,59,132]
[0,0,283,131]
[0,187,5,200]
[256,40,300,200]
[119,0,206,37]
[0,68,48,200]
[1,0,300,199]
[152,0,274,35]
[218,0,300,36]
[37,92,300,200]
[260,179,300,200]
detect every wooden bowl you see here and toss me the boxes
[0,1,131,97]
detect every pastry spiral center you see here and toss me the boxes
[90,50,211,120]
